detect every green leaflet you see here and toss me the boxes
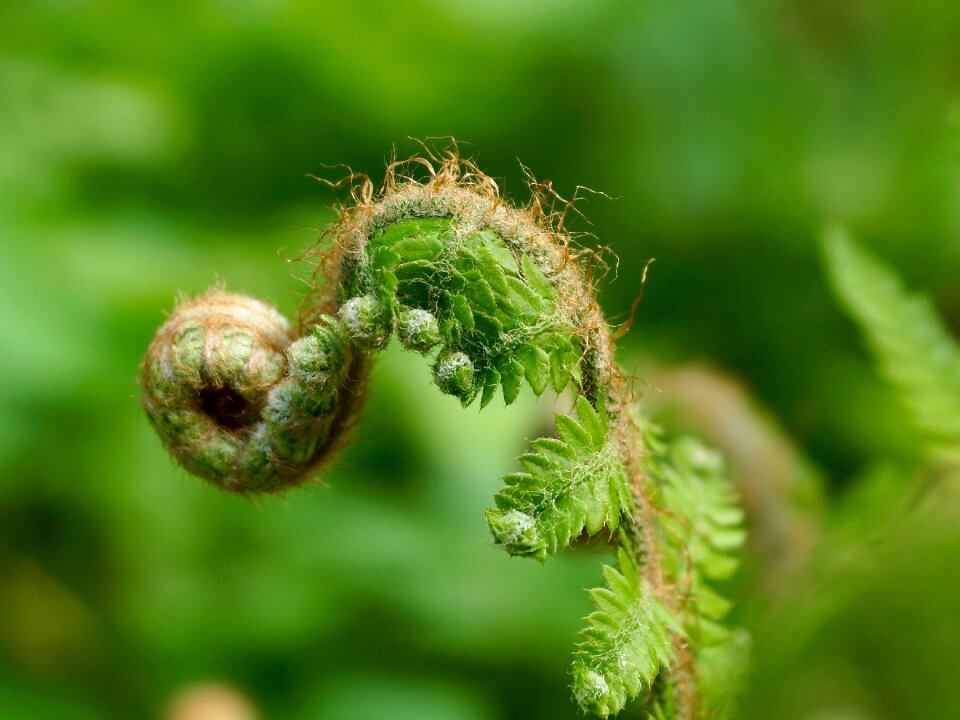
[695,630,751,720]
[824,228,960,453]
[643,424,747,719]
[486,395,634,561]
[654,436,745,630]
[359,216,582,406]
[571,548,679,717]
[645,676,677,720]
[642,631,749,720]
[487,407,746,717]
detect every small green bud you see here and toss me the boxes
[339,295,390,350]
[286,319,348,390]
[397,307,441,353]
[170,322,205,381]
[486,508,546,561]
[239,426,275,489]
[185,430,241,486]
[432,349,475,400]
[141,291,293,487]
[261,380,323,463]
[571,668,611,713]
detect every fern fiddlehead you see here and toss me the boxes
[141,152,746,718]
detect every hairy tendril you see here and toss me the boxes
[140,150,746,719]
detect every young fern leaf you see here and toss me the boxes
[824,227,960,451]
[140,151,748,718]
[654,435,744,638]
[361,216,582,407]
[486,395,634,561]
[644,425,748,719]
[694,631,751,720]
[572,548,678,717]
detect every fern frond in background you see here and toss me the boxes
[730,230,960,720]
[824,228,960,453]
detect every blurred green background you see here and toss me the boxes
[2,1,960,718]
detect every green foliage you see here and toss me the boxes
[571,548,678,717]
[648,431,745,643]
[360,217,582,406]
[134,157,759,717]
[338,294,391,350]
[132,153,756,714]
[643,425,747,719]
[494,419,748,719]
[7,2,960,719]
[824,228,960,452]
[486,395,633,561]
[732,226,960,720]
[694,631,751,720]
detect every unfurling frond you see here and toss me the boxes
[141,149,749,718]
